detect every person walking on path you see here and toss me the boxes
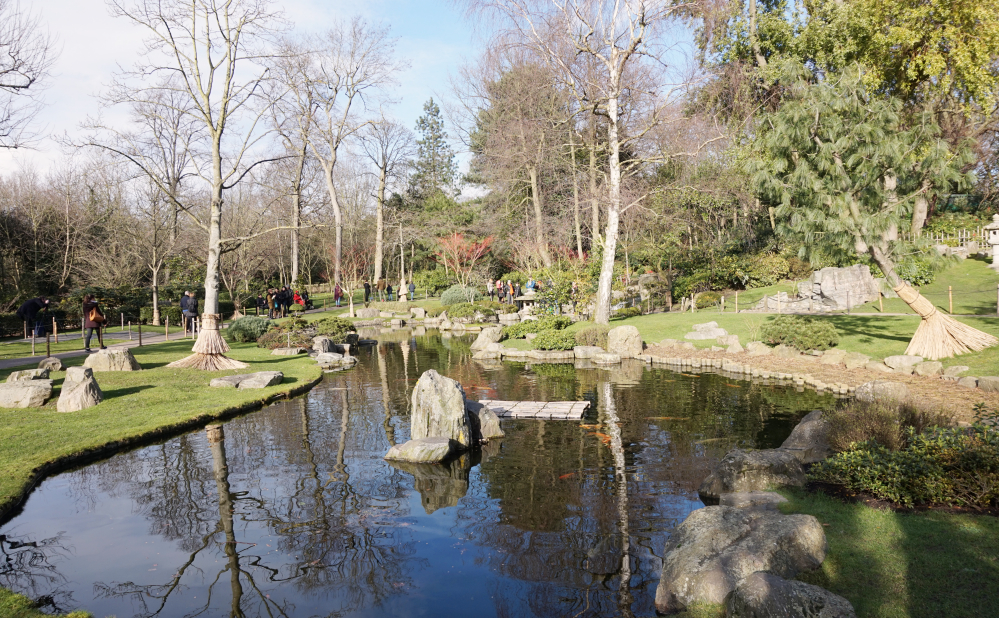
[256,294,266,316]
[386,283,394,301]
[266,289,275,319]
[363,280,371,306]
[82,294,106,353]
[16,297,50,337]
[408,281,416,301]
[180,291,194,331]
[333,282,343,307]
[507,280,515,304]
[377,278,386,302]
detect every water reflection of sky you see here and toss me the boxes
[0,330,835,617]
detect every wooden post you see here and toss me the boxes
[691,294,695,313]
[23,320,27,340]
[45,331,50,358]
[31,331,34,356]
[165,316,169,341]
[128,321,132,341]
[138,323,142,346]
[878,292,883,313]
[121,313,124,331]
[53,317,58,343]
[720,295,725,313]
[847,291,851,315]
[949,286,953,314]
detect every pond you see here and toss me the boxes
[0,329,836,618]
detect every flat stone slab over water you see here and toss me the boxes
[476,399,590,420]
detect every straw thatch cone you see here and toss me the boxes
[894,283,998,359]
[167,313,249,371]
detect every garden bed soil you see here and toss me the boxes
[644,344,999,424]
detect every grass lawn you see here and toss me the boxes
[0,340,322,520]
[0,588,90,618]
[0,324,172,360]
[778,489,999,618]
[852,257,999,315]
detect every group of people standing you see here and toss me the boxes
[361,279,417,306]
[490,279,528,303]
[260,287,309,318]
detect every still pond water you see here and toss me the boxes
[1,330,836,618]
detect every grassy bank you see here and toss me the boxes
[778,488,999,618]
[0,340,323,521]
[0,589,90,618]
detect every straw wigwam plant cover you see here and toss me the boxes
[750,64,997,359]
[167,313,248,371]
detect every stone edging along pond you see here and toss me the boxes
[0,370,324,523]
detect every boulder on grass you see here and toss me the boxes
[727,571,856,618]
[7,368,49,382]
[410,370,472,448]
[315,352,344,364]
[57,373,102,413]
[38,357,63,372]
[470,326,504,351]
[780,410,833,463]
[411,307,426,319]
[698,448,806,501]
[745,342,772,356]
[913,361,943,376]
[355,307,380,318]
[684,321,729,340]
[943,365,970,378]
[63,367,93,393]
[719,491,788,511]
[0,380,53,408]
[271,347,307,356]
[884,354,923,371]
[842,352,870,369]
[384,437,457,463]
[654,506,827,614]
[607,325,643,358]
[209,371,283,389]
[84,348,142,371]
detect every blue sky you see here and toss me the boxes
[0,0,481,174]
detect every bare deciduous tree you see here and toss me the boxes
[0,0,55,148]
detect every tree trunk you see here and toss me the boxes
[151,265,161,326]
[569,130,584,257]
[528,166,552,266]
[589,120,601,247]
[374,166,387,283]
[748,0,767,68]
[911,180,931,236]
[869,245,996,358]
[594,88,622,325]
[207,425,244,617]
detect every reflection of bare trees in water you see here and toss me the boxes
[0,532,76,612]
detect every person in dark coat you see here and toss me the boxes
[363,280,371,305]
[256,294,266,315]
[81,294,106,352]
[16,297,50,337]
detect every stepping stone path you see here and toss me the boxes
[476,399,590,420]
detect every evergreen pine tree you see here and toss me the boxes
[410,98,458,199]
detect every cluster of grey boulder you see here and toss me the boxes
[750,265,884,313]
[656,410,856,617]
[0,348,142,412]
[384,369,504,464]
[268,334,359,371]
[469,324,644,365]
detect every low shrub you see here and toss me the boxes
[414,269,454,296]
[313,316,356,343]
[826,400,953,452]
[532,329,577,351]
[425,305,445,318]
[502,315,572,339]
[227,316,272,343]
[257,327,311,350]
[447,302,477,319]
[441,285,483,306]
[695,291,721,309]
[809,424,999,509]
[760,314,839,351]
[575,324,610,349]
[288,303,304,313]
[613,306,642,318]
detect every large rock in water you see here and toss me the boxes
[0,380,53,408]
[388,452,472,514]
[655,506,827,613]
[465,400,505,441]
[57,371,103,413]
[470,326,503,351]
[410,370,472,448]
[84,348,142,371]
[698,448,806,501]
[780,410,833,463]
[312,336,337,354]
[384,437,457,463]
[607,325,643,358]
[727,571,856,618]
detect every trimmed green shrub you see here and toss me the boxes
[809,424,999,509]
[760,315,839,351]
[313,316,356,343]
[575,324,610,349]
[440,285,483,306]
[447,302,477,319]
[425,305,445,318]
[227,316,272,343]
[414,269,454,296]
[695,291,721,309]
[288,303,304,312]
[502,315,572,340]
[613,306,642,318]
[532,329,577,351]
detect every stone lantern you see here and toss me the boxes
[986,214,999,268]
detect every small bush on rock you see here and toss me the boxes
[441,285,483,306]
[575,324,610,349]
[760,314,839,351]
[313,316,356,343]
[532,330,577,350]
[227,316,272,343]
